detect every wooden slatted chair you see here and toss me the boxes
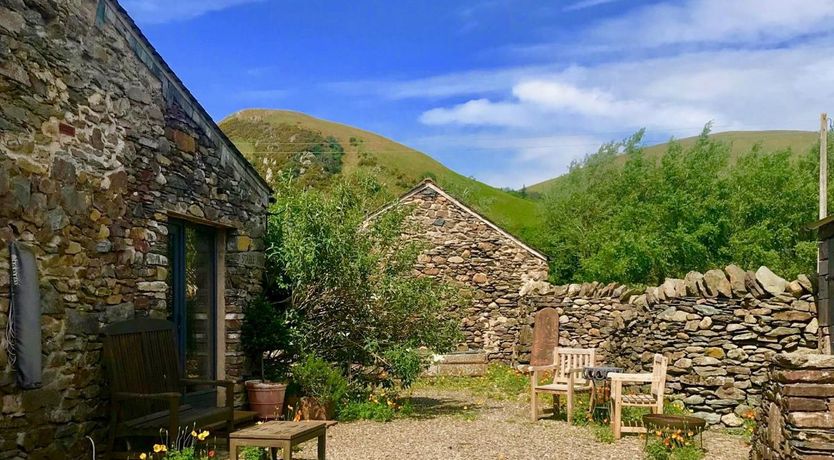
[530,347,595,424]
[103,318,235,458]
[609,353,669,440]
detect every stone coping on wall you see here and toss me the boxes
[521,265,815,306]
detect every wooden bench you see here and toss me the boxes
[229,421,329,460]
[103,319,235,458]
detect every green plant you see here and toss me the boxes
[264,174,462,371]
[241,296,302,382]
[291,355,349,405]
[338,400,396,422]
[645,441,703,460]
[239,446,266,460]
[542,125,823,284]
[644,427,704,460]
[382,345,425,389]
[592,425,615,444]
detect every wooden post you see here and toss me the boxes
[821,113,828,219]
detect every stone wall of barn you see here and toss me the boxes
[518,266,820,428]
[750,353,834,460]
[399,184,549,362]
[0,1,270,457]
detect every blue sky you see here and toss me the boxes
[122,0,834,188]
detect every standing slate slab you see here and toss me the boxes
[530,307,559,366]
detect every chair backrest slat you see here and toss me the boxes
[103,319,182,417]
[553,347,595,385]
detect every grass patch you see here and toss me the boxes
[593,425,615,444]
[415,364,529,401]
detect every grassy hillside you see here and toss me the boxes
[219,109,542,240]
[527,130,817,195]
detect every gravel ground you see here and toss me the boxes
[285,388,750,460]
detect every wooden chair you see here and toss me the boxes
[530,347,595,424]
[609,353,669,440]
[103,318,235,458]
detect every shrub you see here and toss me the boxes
[592,425,614,444]
[644,428,704,460]
[382,345,425,389]
[291,355,349,405]
[338,400,396,422]
[265,174,462,370]
[241,296,302,382]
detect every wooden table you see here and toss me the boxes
[229,421,327,460]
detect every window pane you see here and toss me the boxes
[184,225,215,379]
[167,221,216,385]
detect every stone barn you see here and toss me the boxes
[0,1,271,457]
[371,179,548,362]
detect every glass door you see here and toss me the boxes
[167,219,217,406]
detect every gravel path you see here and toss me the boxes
[289,388,749,460]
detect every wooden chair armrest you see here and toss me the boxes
[181,379,236,409]
[608,372,654,383]
[529,364,559,372]
[113,391,181,401]
[567,368,585,375]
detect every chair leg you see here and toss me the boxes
[567,390,574,425]
[106,408,118,459]
[531,390,539,421]
[611,381,622,440]
[553,394,560,418]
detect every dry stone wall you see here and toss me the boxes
[0,1,270,457]
[397,181,548,361]
[519,266,820,428]
[751,353,834,460]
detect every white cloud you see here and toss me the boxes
[586,0,834,50]
[121,0,264,24]
[325,0,834,188]
[420,99,536,128]
[563,0,621,12]
[410,39,834,187]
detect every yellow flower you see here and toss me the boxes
[191,430,198,437]
[139,454,147,460]
[198,430,210,441]
[153,444,167,453]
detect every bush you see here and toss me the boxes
[382,345,425,389]
[291,355,349,405]
[265,174,462,370]
[644,427,704,460]
[338,400,396,422]
[240,295,302,382]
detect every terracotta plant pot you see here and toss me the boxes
[296,396,335,420]
[245,380,288,420]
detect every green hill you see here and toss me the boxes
[219,109,542,240]
[527,130,817,195]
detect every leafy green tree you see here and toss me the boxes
[541,126,825,284]
[264,173,462,369]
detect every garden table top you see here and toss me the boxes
[230,421,327,441]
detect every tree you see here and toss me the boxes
[263,173,462,369]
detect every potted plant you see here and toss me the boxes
[241,295,297,420]
[291,354,348,420]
